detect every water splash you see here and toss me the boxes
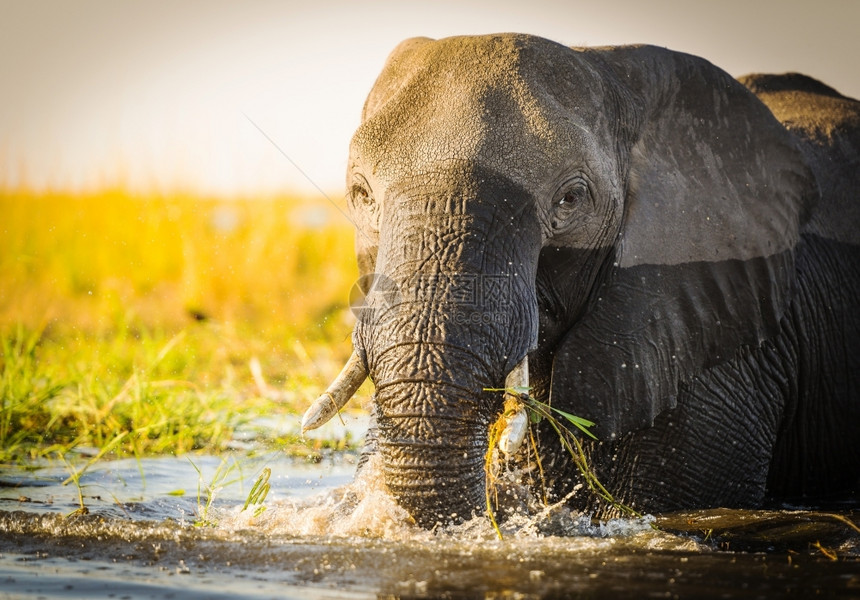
[222,454,658,544]
[227,455,416,538]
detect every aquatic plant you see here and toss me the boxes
[242,467,271,518]
[56,430,129,516]
[189,456,244,527]
[485,386,642,539]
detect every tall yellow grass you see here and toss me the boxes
[1,188,358,340]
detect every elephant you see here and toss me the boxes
[303,34,860,527]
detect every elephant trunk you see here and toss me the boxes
[377,354,532,526]
[343,173,541,526]
[305,342,501,526]
[357,266,536,524]
[375,381,489,526]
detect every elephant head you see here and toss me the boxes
[304,34,814,526]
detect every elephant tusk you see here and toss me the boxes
[499,356,529,457]
[505,355,529,393]
[498,407,529,457]
[301,350,368,434]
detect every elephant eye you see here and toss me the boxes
[550,178,588,231]
[349,174,380,230]
[350,182,375,209]
[349,175,378,218]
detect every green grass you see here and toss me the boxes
[0,188,366,463]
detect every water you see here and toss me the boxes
[1,451,858,599]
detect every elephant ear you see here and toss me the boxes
[550,46,816,440]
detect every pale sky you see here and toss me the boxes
[2,0,858,196]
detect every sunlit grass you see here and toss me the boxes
[0,188,364,462]
[1,188,356,336]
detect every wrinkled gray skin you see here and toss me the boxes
[341,34,860,526]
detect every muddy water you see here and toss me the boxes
[1,452,858,599]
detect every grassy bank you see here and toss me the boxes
[0,189,366,462]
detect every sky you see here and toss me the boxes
[2,0,858,197]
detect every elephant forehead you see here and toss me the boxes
[351,35,588,187]
[352,80,491,174]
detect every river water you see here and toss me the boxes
[1,449,858,599]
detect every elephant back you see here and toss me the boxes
[739,73,860,246]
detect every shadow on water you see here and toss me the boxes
[1,453,858,599]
